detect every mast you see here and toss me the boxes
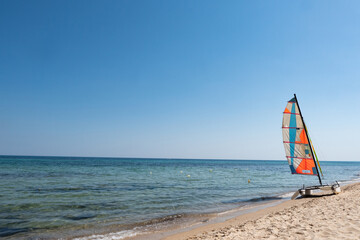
[293,94,322,186]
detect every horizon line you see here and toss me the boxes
[0,154,358,162]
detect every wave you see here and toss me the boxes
[64,214,97,221]
[0,227,31,238]
[222,195,285,204]
[73,230,138,240]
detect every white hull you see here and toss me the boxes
[292,183,341,199]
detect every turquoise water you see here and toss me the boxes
[1,156,360,239]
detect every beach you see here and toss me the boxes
[161,183,360,240]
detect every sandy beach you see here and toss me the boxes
[160,183,360,240]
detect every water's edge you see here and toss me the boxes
[73,178,360,240]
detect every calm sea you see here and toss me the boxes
[1,156,360,239]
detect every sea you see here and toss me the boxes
[1,156,360,239]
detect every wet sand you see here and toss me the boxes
[156,183,360,240]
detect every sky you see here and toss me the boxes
[0,1,359,160]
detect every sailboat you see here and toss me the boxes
[282,94,341,199]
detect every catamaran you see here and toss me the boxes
[282,94,341,199]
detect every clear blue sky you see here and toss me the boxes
[1,1,359,160]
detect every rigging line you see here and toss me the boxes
[305,124,324,177]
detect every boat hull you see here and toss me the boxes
[294,183,341,198]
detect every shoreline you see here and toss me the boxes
[73,181,360,240]
[130,198,290,240]
[7,182,358,239]
[71,195,291,240]
[158,182,360,240]
[120,182,360,240]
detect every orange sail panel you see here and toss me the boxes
[282,97,318,175]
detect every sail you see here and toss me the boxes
[282,97,318,175]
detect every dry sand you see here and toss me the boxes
[162,183,360,240]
